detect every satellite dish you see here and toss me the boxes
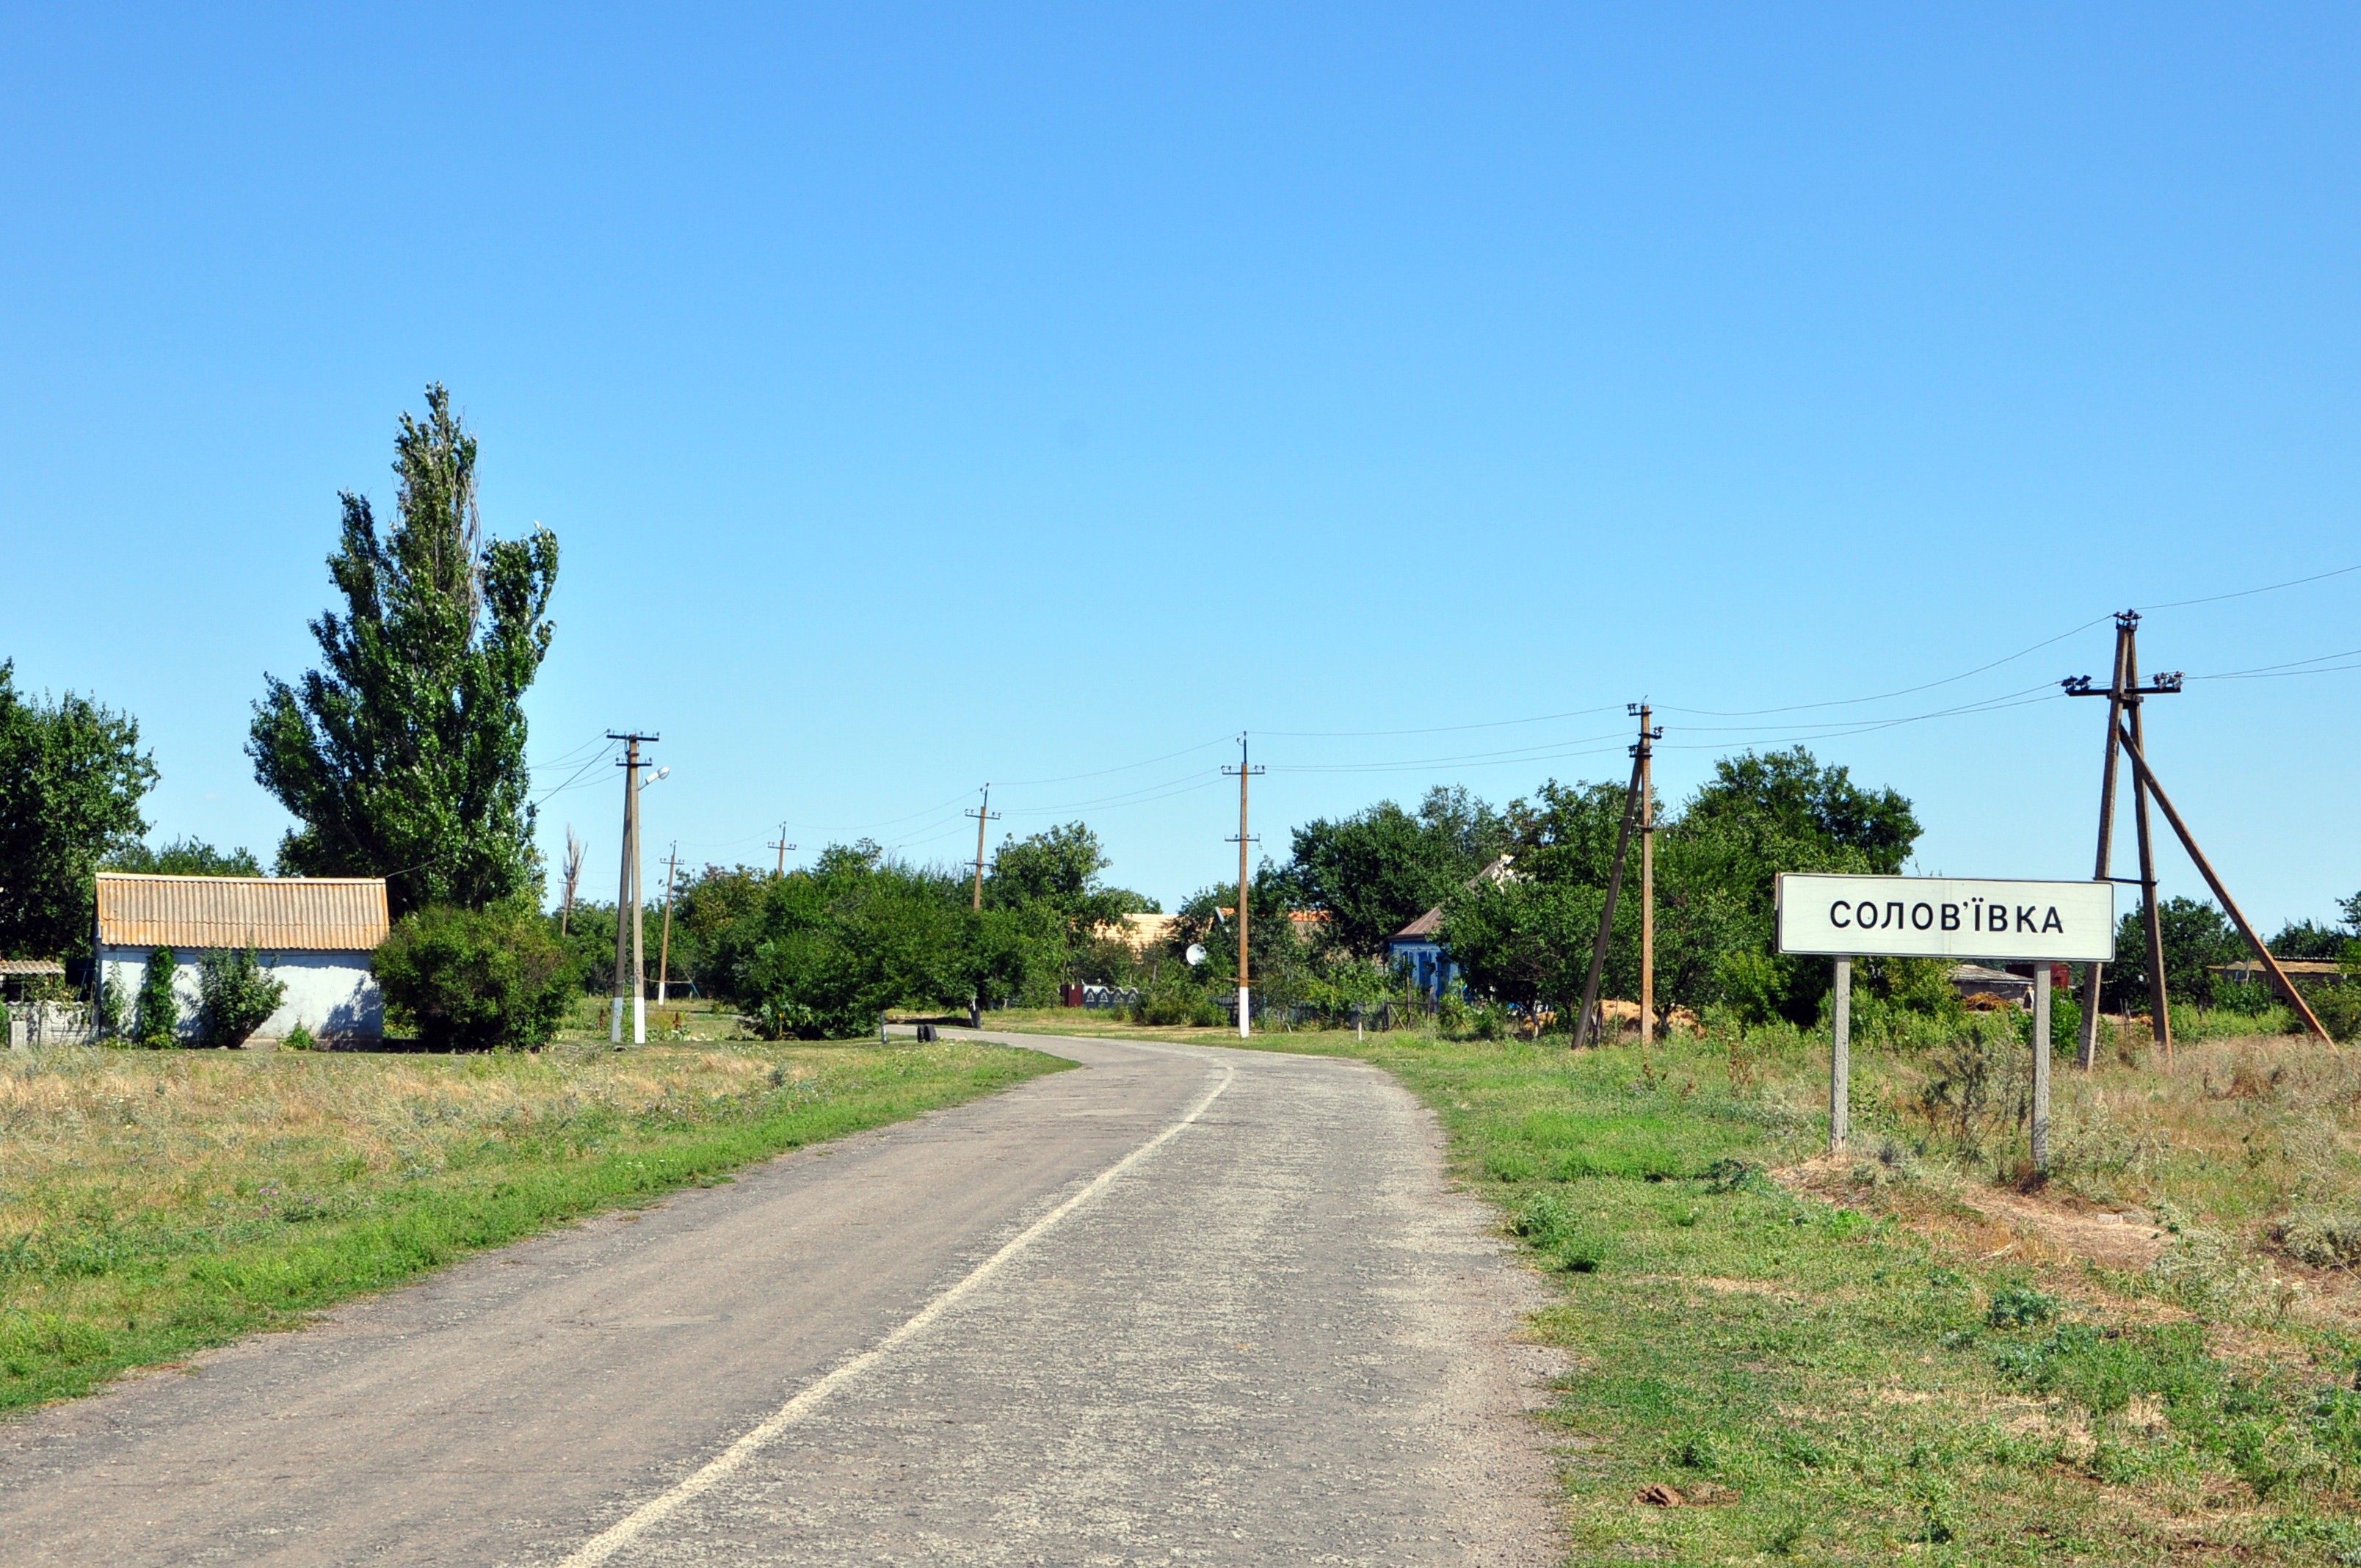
[1185,943,1207,967]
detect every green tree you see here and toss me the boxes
[985,822,1155,939]
[248,385,558,916]
[2107,897,2243,1009]
[0,662,157,958]
[1287,786,1509,954]
[374,904,578,1049]
[1441,777,1643,1017]
[105,837,264,877]
[725,844,990,1036]
[1444,749,1921,1028]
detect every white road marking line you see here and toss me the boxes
[551,1056,1238,1568]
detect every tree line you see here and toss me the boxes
[4,385,2354,1048]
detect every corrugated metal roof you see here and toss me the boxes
[0,959,65,976]
[95,874,390,952]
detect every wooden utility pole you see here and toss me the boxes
[768,825,796,878]
[2112,727,2335,1047]
[965,786,1001,911]
[2064,614,2178,1059]
[2125,628,2172,1058]
[1574,736,1647,1049]
[1632,703,1661,1039]
[560,826,584,935]
[606,732,659,1045]
[1223,735,1265,1040]
[2072,620,2133,1067]
[656,842,679,1006]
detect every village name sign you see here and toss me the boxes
[1776,873,2117,1169]
[1777,874,2117,964]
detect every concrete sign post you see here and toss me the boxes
[1777,875,2116,1164]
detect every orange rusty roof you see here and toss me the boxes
[95,874,390,952]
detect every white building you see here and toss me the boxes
[93,874,389,1044]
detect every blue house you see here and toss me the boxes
[1384,854,1519,1001]
[1385,905,1458,1000]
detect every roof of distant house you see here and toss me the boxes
[0,959,65,976]
[1391,907,1446,941]
[95,874,390,952]
[1390,854,1520,943]
[1949,963,2030,987]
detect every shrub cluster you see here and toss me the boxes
[374,904,575,1050]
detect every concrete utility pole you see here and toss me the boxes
[1633,703,1661,1039]
[656,842,679,1006]
[965,786,1001,911]
[768,825,797,878]
[607,732,659,1045]
[1223,735,1265,1040]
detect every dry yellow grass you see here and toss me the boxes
[0,1037,1064,1410]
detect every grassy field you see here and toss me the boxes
[0,1010,1065,1413]
[982,1006,2361,1565]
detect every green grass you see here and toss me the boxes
[985,1009,2361,1564]
[0,1035,1066,1412]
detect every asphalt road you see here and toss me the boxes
[0,1032,1561,1567]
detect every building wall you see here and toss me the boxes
[1385,937,1460,1000]
[95,947,383,1042]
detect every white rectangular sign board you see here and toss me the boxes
[1777,874,2116,962]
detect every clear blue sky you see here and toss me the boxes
[6,4,2356,926]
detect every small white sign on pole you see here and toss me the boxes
[1777,874,2116,964]
[1775,874,2114,1166]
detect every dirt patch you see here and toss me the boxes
[1951,1186,2170,1271]
[1774,1157,2169,1271]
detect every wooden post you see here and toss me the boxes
[2114,726,2336,1048]
[1574,747,1646,1048]
[2078,621,2130,1068]
[965,787,999,911]
[1224,737,1265,1040]
[1830,957,1852,1154]
[1637,704,1657,1041]
[2031,965,2051,1171]
[2124,631,2173,1059]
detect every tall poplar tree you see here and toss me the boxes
[249,385,558,916]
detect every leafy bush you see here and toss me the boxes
[1131,974,1220,1027]
[2276,1208,2361,1269]
[94,976,126,1039]
[132,948,180,1046]
[195,943,286,1047]
[374,904,577,1050]
[280,1021,316,1052]
[1986,1282,2060,1328]
[2312,985,2361,1045]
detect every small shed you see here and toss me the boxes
[1949,963,2034,1009]
[0,958,66,1002]
[93,874,390,1044]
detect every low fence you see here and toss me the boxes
[7,1003,102,1049]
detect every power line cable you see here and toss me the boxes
[2136,562,2361,613]
[1258,705,1626,739]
